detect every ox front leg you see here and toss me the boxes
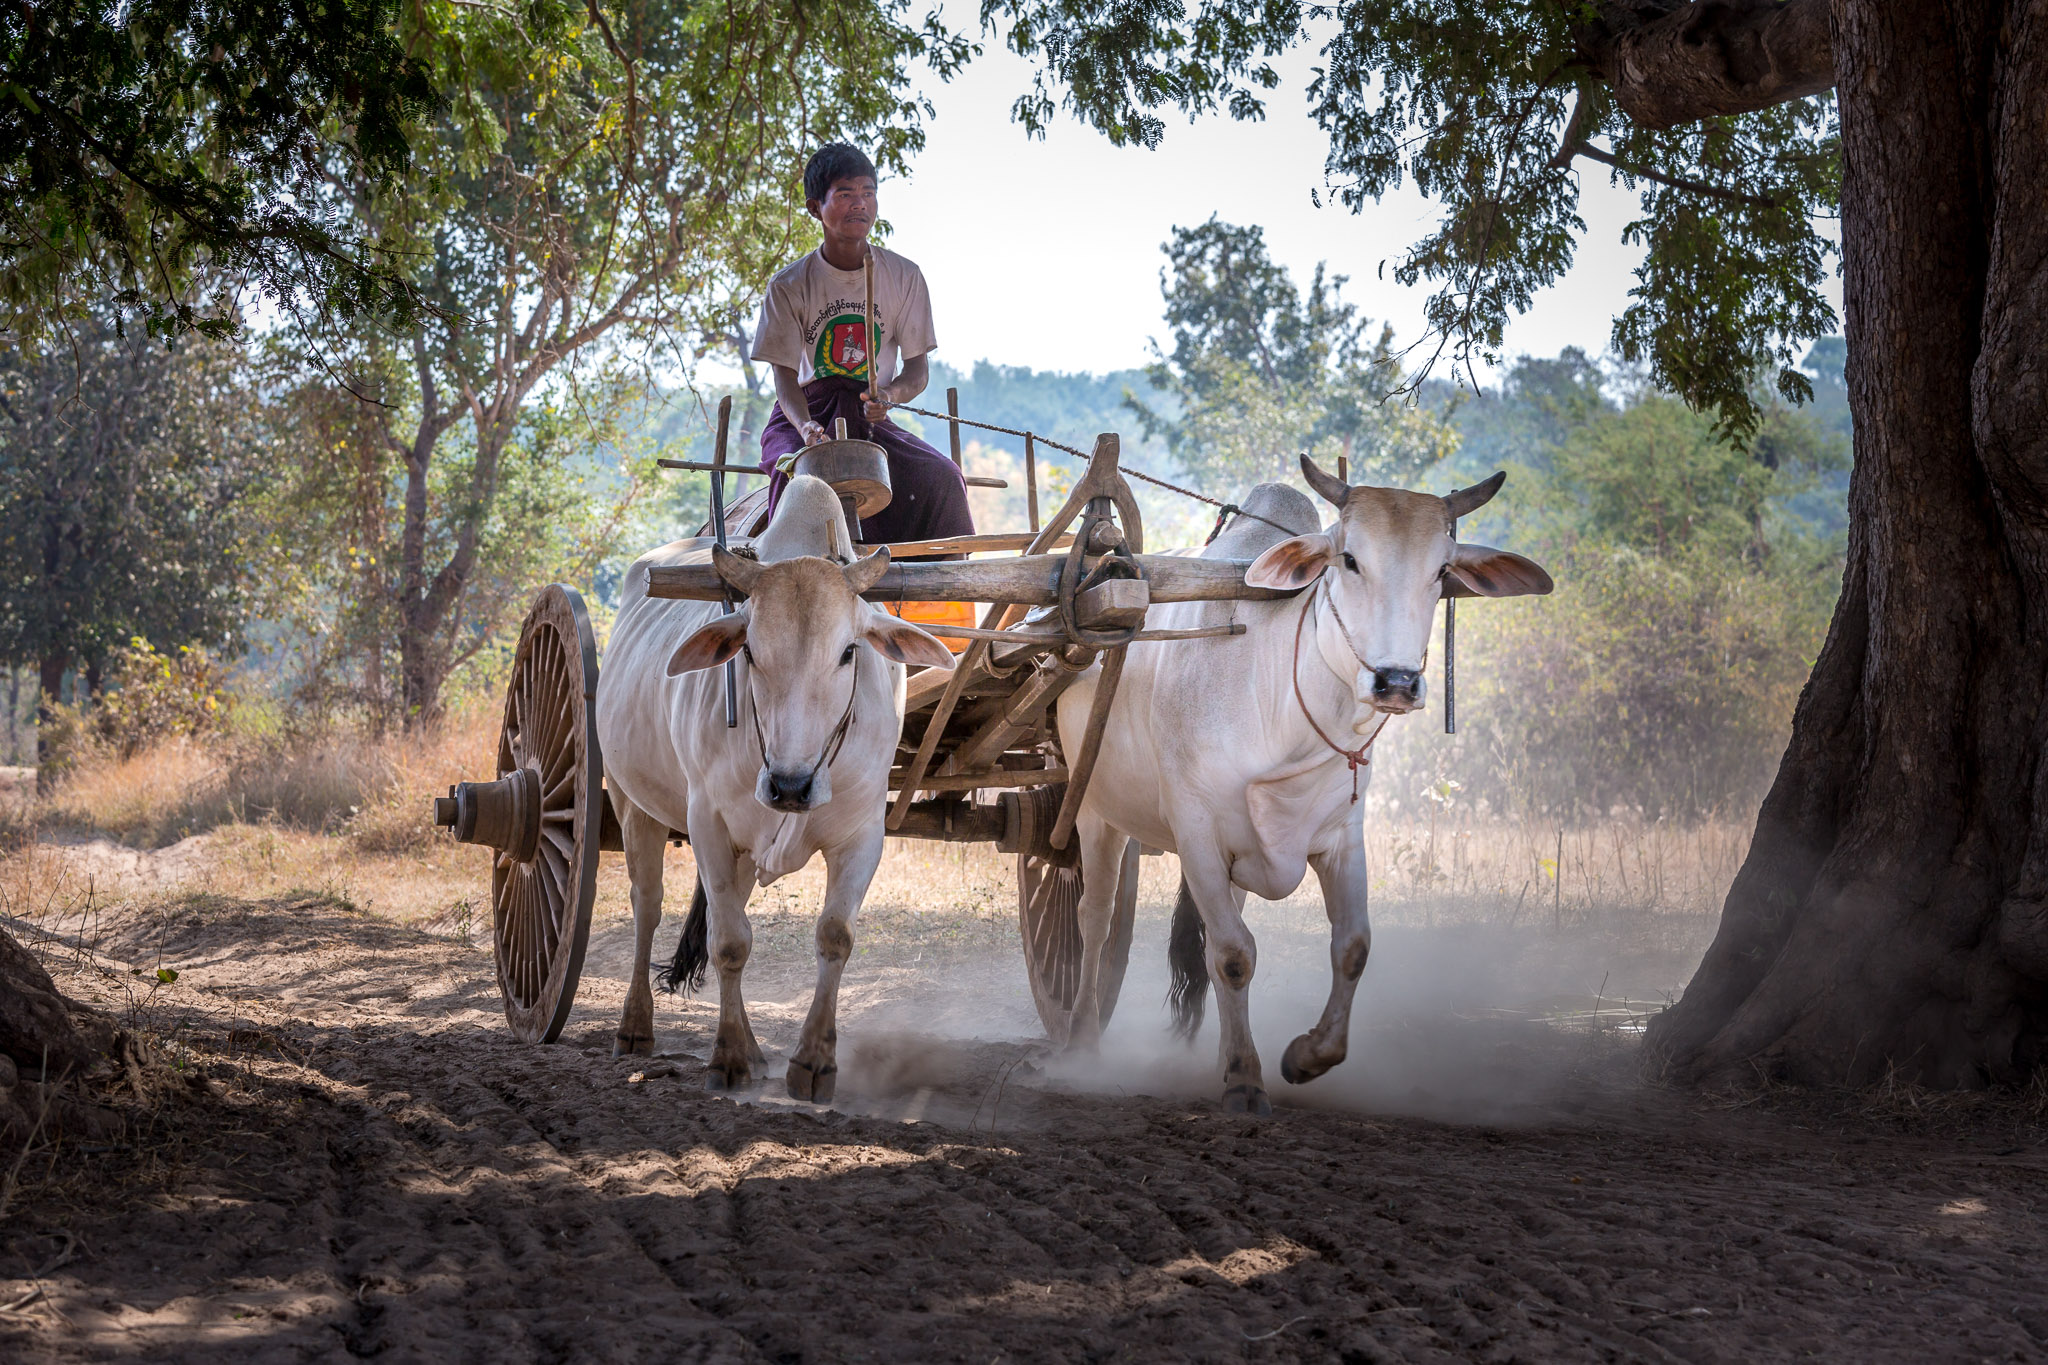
[787,826,884,1103]
[1064,815,1128,1052]
[1281,839,1372,1086]
[1182,848,1268,1115]
[691,816,764,1091]
[612,798,669,1057]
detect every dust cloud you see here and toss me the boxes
[683,848,1721,1130]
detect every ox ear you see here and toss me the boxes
[863,612,958,670]
[712,544,763,597]
[1443,471,1507,521]
[1246,532,1336,591]
[666,612,748,675]
[843,546,890,595]
[1446,543,1553,599]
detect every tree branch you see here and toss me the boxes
[1579,0,1834,131]
[1549,92,1784,208]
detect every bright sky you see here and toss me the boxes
[883,24,1839,385]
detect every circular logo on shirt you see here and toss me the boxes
[815,313,880,382]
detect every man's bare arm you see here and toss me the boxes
[865,352,929,421]
[773,364,827,445]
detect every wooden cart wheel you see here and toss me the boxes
[491,585,603,1044]
[1017,837,1141,1045]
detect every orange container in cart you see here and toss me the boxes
[886,598,977,653]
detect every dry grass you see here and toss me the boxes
[1361,810,1752,925]
[23,700,500,852]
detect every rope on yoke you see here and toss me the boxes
[880,399,1297,539]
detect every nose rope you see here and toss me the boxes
[747,650,862,793]
[1291,585,1391,804]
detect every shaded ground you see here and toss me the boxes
[2,850,2046,1363]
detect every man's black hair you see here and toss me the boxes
[805,143,877,203]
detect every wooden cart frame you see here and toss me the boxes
[432,392,1289,1045]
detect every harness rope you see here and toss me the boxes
[746,647,861,790]
[878,399,1298,540]
[1291,582,1392,805]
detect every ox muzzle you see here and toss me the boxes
[1368,667,1427,715]
[756,761,832,814]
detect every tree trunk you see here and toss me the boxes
[35,651,66,795]
[1646,2,2048,1086]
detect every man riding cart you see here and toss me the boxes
[750,143,977,637]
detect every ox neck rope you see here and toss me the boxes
[1292,581,1392,804]
[745,650,861,792]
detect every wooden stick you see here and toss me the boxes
[903,621,1246,645]
[854,531,1074,557]
[1024,433,1040,531]
[711,396,736,728]
[660,458,761,475]
[864,249,878,410]
[947,386,963,465]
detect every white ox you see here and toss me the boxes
[1054,457,1552,1113]
[594,475,955,1098]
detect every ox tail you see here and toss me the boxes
[657,877,710,995]
[1166,877,1208,1041]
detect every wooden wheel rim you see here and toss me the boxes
[1017,837,1140,1044]
[490,585,603,1044]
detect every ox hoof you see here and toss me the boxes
[786,1059,837,1104]
[612,1031,654,1059]
[705,1040,761,1092]
[1222,1083,1272,1117]
[1280,1035,1337,1086]
[704,1063,759,1093]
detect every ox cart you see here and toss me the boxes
[431,394,1292,1047]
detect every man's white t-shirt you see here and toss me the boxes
[750,243,936,389]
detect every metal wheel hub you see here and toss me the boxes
[436,766,542,864]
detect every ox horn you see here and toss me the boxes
[1443,471,1507,520]
[842,545,891,595]
[711,544,764,597]
[1300,453,1350,508]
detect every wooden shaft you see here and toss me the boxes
[647,551,1298,606]
[1024,433,1040,531]
[946,386,962,465]
[1050,643,1127,850]
[886,623,995,830]
[950,655,1083,773]
[890,766,1068,794]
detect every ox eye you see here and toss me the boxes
[839,643,857,667]
[1342,552,1359,572]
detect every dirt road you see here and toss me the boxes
[4,876,2047,1363]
